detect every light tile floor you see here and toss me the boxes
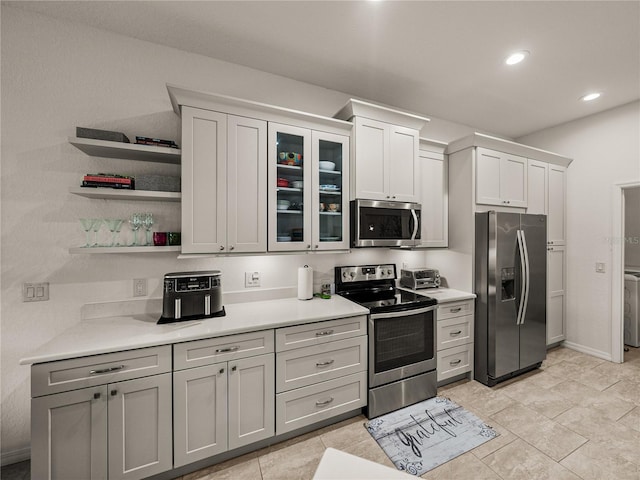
[3,346,639,480]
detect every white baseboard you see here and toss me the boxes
[563,341,613,362]
[1,446,30,466]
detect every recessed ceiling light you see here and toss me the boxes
[505,51,529,66]
[581,92,601,102]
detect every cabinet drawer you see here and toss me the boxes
[276,336,367,393]
[437,300,474,320]
[275,371,367,435]
[437,315,473,351]
[437,344,473,382]
[275,316,367,352]
[32,346,171,397]
[174,330,274,370]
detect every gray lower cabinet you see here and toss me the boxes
[172,332,275,468]
[274,317,367,435]
[31,370,172,480]
[31,385,108,480]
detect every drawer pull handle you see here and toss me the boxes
[316,330,334,336]
[450,330,462,336]
[89,365,125,375]
[215,346,240,353]
[315,397,334,407]
[449,359,462,366]
[316,360,335,367]
[450,307,462,313]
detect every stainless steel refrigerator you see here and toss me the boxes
[474,211,547,386]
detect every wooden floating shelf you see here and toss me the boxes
[69,186,181,202]
[69,136,181,164]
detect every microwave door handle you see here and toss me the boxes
[410,209,419,240]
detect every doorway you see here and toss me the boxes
[611,181,640,363]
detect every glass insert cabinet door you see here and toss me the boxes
[268,124,312,251]
[311,131,349,251]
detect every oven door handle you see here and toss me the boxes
[370,305,436,320]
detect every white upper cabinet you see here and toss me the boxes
[268,124,350,252]
[334,98,429,203]
[417,139,448,247]
[181,106,267,254]
[169,84,351,255]
[476,147,527,207]
[527,159,566,245]
[547,164,567,245]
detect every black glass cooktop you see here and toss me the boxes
[340,287,437,313]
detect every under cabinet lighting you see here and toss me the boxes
[581,92,601,102]
[505,51,529,65]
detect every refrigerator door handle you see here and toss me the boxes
[516,230,526,325]
[520,229,531,324]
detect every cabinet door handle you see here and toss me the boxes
[219,368,225,374]
[215,346,239,353]
[307,245,311,249]
[450,307,462,313]
[93,392,101,400]
[449,359,462,366]
[450,330,462,336]
[231,365,237,372]
[89,365,125,375]
[230,246,235,251]
[316,359,335,367]
[315,397,334,407]
[220,246,225,251]
[110,389,118,396]
[315,330,334,336]
[315,245,319,249]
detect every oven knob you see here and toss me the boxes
[349,272,355,278]
[386,269,392,276]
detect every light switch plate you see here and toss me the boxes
[23,282,49,302]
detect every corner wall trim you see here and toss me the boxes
[562,341,612,362]
[1,446,30,467]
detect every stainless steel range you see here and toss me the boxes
[335,264,438,418]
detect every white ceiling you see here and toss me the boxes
[9,0,640,138]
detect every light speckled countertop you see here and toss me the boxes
[401,287,476,303]
[20,295,369,365]
[21,288,475,365]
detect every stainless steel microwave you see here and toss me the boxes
[350,199,421,247]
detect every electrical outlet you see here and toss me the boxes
[245,271,261,288]
[595,262,606,273]
[23,282,49,302]
[133,278,147,297]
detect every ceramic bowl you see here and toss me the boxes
[319,161,336,171]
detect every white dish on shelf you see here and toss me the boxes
[320,236,340,241]
[277,236,292,242]
[318,161,336,171]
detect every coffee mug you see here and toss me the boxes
[153,232,167,246]
[167,232,181,246]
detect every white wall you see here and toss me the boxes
[0,6,482,461]
[625,186,640,269]
[518,101,640,359]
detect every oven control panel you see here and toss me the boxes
[337,264,396,283]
